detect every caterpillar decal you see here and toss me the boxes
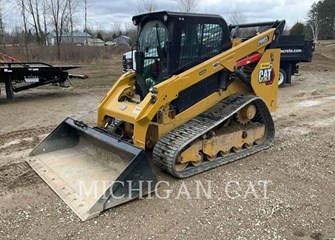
[258,62,275,85]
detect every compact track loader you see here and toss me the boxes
[28,11,285,221]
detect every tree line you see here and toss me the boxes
[290,0,335,41]
[0,0,201,60]
[3,0,333,61]
[0,0,92,59]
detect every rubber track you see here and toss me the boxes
[153,94,275,178]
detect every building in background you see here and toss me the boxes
[47,32,92,46]
[109,36,130,46]
[85,38,105,46]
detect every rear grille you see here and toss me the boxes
[122,55,127,73]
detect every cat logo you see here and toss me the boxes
[258,63,274,85]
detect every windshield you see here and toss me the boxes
[137,20,169,95]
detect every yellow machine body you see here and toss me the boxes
[29,11,285,221]
[98,29,280,149]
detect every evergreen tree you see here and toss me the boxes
[290,22,305,35]
[97,32,103,41]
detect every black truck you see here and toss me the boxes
[229,21,315,87]
[277,35,315,87]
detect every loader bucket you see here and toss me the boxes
[28,117,158,221]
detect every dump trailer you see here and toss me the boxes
[277,35,314,87]
[28,11,285,221]
[0,53,87,99]
[228,23,315,87]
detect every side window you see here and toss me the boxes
[179,24,201,67]
[202,24,223,55]
[179,23,223,69]
[139,21,168,66]
[138,21,169,87]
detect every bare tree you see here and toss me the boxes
[307,3,320,43]
[24,0,45,44]
[68,0,79,44]
[307,20,319,43]
[124,22,137,45]
[176,0,199,12]
[136,0,156,14]
[112,22,122,37]
[34,0,44,42]
[46,0,69,60]
[0,0,5,49]
[18,0,29,58]
[43,1,48,42]
[229,9,247,25]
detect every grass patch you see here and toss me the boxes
[318,39,335,46]
[69,55,123,88]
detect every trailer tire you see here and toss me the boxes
[278,68,286,88]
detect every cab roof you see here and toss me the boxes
[132,11,224,26]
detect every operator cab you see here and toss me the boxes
[132,11,232,99]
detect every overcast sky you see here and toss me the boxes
[2,0,316,32]
[85,0,316,31]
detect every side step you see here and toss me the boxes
[28,118,157,221]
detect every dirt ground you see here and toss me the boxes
[0,46,334,240]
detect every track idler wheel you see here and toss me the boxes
[235,104,257,125]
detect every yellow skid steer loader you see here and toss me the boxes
[28,11,285,221]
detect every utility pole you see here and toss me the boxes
[84,0,88,45]
[21,0,29,59]
[68,0,74,44]
[0,0,5,50]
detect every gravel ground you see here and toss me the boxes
[0,46,334,240]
